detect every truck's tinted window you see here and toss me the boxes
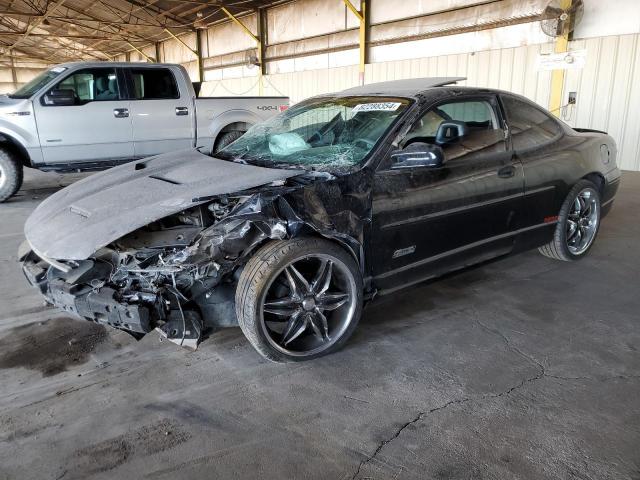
[53,68,119,103]
[130,69,179,100]
[501,96,562,150]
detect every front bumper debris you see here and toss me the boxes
[156,310,202,350]
[22,250,152,333]
[21,249,202,348]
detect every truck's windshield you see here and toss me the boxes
[215,96,411,171]
[9,66,67,99]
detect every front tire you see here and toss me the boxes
[236,238,363,362]
[0,148,23,202]
[539,179,601,261]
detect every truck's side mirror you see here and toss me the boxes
[43,89,76,106]
[391,142,445,169]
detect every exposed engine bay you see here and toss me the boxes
[22,193,295,349]
[21,157,369,349]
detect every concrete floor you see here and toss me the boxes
[0,168,639,480]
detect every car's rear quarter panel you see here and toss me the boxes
[513,126,620,253]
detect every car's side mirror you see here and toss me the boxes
[43,89,76,106]
[390,142,445,169]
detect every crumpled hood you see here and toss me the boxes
[25,149,301,260]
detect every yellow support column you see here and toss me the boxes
[549,0,572,117]
[344,0,368,85]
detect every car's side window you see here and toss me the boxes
[501,95,563,151]
[129,68,179,100]
[46,68,120,105]
[398,98,505,163]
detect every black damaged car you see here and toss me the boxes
[20,77,621,362]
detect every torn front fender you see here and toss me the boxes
[191,169,373,275]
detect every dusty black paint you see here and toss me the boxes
[0,317,108,376]
[20,84,621,349]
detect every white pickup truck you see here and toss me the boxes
[0,61,288,201]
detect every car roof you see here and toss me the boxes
[339,77,467,96]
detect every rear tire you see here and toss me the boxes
[0,148,23,203]
[539,179,601,261]
[213,130,244,153]
[236,238,363,362]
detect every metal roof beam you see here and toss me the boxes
[117,0,194,26]
[50,2,162,42]
[8,0,69,51]
[0,11,191,29]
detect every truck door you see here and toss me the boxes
[33,67,133,165]
[126,67,194,158]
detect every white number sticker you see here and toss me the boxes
[352,102,401,114]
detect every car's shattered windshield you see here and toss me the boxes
[215,95,411,171]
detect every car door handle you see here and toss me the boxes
[113,108,129,118]
[175,107,189,116]
[497,165,516,178]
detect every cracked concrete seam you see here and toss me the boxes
[349,316,547,480]
[348,374,549,480]
[348,316,639,479]
[349,397,472,480]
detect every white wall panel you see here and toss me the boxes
[0,66,47,94]
[205,14,257,57]
[562,34,640,171]
[574,0,640,40]
[267,0,352,44]
[163,33,197,63]
[370,0,491,24]
[0,69,14,83]
[370,22,549,62]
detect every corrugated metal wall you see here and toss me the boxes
[201,34,640,171]
[1,0,638,170]
[0,62,48,94]
[564,35,640,171]
[198,43,554,105]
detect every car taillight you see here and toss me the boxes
[279,105,289,112]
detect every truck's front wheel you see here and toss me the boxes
[0,148,23,202]
[213,130,244,153]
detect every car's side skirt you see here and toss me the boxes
[371,221,557,296]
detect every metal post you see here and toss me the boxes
[549,0,572,117]
[257,7,268,94]
[155,42,162,63]
[195,29,205,83]
[343,0,368,85]
[10,56,18,90]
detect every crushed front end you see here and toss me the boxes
[20,194,290,349]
